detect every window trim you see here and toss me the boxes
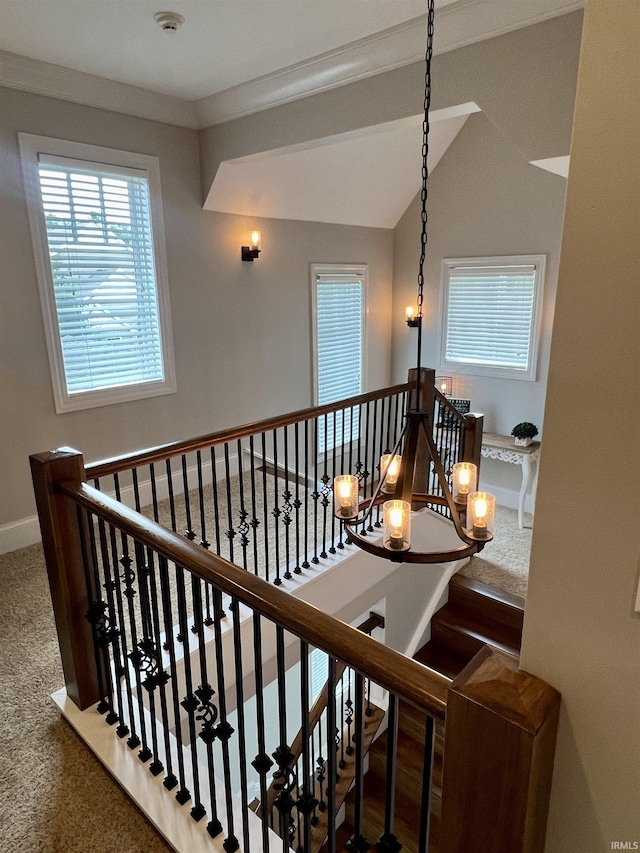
[310,262,368,408]
[438,254,546,382]
[19,133,176,413]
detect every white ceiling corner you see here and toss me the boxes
[204,106,479,228]
[529,156,570,178]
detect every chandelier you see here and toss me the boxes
[333,0,495,564]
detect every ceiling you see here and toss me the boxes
[0,0,579,227]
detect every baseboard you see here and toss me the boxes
[485,484,535,514]
[0,515,41,554]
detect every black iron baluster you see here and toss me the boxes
[261,431,271,583]
[294,422,302,573]
[365,678,372,717]
[144,547,177,786]
[272,627,294,852]
[195,450,214,627]
[182,454,196,541]
[418,716,435,853]
[95,516,123,726]
[376,694,401,853]
[272,429,282,585]
[175,562,206,821]
[302,420,310,571]
[149,463,160,523]
[282,426,293,579]
[210,446,222,556]
[337,404,347,550]
[316,717,327,815]
[251,613,273,853]
[236,438,250,572]
[212,587,239,852]
[319,413,331,560]
[77,508,110,717]
[345,668,354,758]
[165,459,178,533]
[302,649,316,845]
[249,435,260,576]
[347,672,370,853]
[157,554,190,801]
[191,575,223,838]
[231,597,251,851]
[223,442,235,567]
[311,417,320,565]
[133,547,165,775]
[338,670,347,770]
[329,413,338,553]
[106,522,132,740]
[326,657,337,853]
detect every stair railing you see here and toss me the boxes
[31,450,450,853]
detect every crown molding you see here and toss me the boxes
[0,0,583,130]
[0,50,198,129]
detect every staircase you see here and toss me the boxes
[340,573,525,852]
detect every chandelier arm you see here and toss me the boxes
[343,523,484,564]
[354,418,409,530]
[418,420,476,545]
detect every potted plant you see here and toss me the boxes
[511,422,539,446]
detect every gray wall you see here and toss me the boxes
[521,0,640,846]
[0,86,392,534]
[391,112,567,494]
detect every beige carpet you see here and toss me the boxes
[0,505,530,851]
[460,505,532,599]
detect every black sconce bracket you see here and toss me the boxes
[241,247,261,262]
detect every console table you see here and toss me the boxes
[481,433,541,529]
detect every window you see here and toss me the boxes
[19,134,176,413]
[311,264,367,452]
[439,255,545,381]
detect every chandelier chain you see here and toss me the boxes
[417,0,434,317]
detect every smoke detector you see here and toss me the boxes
[154,12,185,32]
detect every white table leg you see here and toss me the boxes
[519,454,532,529]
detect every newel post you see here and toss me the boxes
[408,367,435,505]
[30,448,101,710]
[461,412,484,471]
[440,645,560,853]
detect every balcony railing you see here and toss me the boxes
[30,370,559,853]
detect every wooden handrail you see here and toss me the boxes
[86,382,411,479]
[60,478,450,719]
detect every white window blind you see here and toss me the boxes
[38,155,164,395]
[313,266,366,452]
[19,134,175,413]
[440,256,545,381]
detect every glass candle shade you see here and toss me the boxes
[333,474,359,519]
[383,500,411,552]
[467,492,495,539]
[380,454,402,494]
[250,230,261,251]
[452,462,477,503]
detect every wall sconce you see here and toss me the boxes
[241,230,261,262]
[405,306,421,328]
[436,375,453,397]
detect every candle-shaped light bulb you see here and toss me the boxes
[381,454,402,493]
[440,381,447,393]
[458,467,470,497]
[250,230,261,249]
[405,306,415,320]
[338,480,351,500]
[468,491,494,540]
[475,498,488,520]
[388,506,403,530]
